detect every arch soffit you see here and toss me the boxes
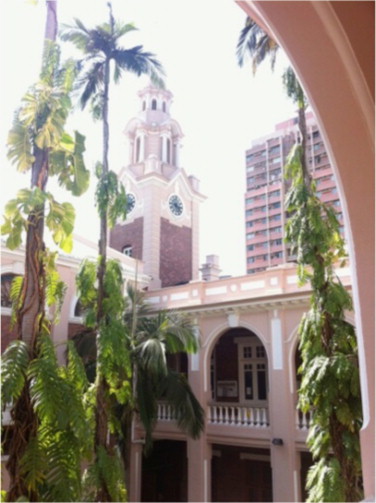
[203,320,268,362]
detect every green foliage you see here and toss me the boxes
[9,275,24,326]
[60,17,165,117]
[125,290,204,449]
[49,131,89,196]
[306,457,347,503]
[44,251,67,322]
[159,371,204,439]
[1,341,30,404]
[283,66,307,109]
[284,114,363,501]
[76,260,98,318]
[45,194,75,252]
[2,337,92,502]
[1,188,76,253]
[2,11,90,503]
[81,446,127,502]
[23,336,91,501]
[236,16,278,74]
[95,165,128,227]
[3,40,89,251]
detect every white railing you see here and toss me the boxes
[157,402,176,422]
[296,409,312,430]
[208,404,269,427]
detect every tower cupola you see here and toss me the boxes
[138,84,173,120]
[124,84,184,173]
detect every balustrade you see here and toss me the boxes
[208,404,269,427]
[296,409,312,430]
[157,402,176,422]
[157,401,312,432]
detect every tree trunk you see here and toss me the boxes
[94,55,112,502]
[296,88,310,187]
[6,4,58,501]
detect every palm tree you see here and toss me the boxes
[60,3,164,322]
[73,284,204,490]
[61,6,165,500]
[236,16,278,74]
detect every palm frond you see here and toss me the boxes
[160,370,205,439]
[113,22,137,40]
[135,367,158,449]
[236,16,279,74]
[112,46,165,82]
[236,17,258,67]
[135,336,167,376]
[76,60,105,110]
[60,19,91,53]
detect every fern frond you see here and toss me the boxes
[96,446,127,502]
[28,337,70,429]
[20,435,47,493]
[1,340,30,403]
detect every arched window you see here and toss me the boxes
[136,137,141,162]
[151,99,157,110]
[1,273,19,308]
[166,138,171,164]
[162,101,166,112]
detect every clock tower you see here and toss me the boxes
[110,84,205,289]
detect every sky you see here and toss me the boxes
[0,0,297,277]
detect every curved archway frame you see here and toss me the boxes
[203,321,269,395]
[236,2,374,495]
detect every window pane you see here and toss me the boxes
[244,366,253,400]
[257,365,267,400]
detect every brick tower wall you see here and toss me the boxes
[109,217,144,260]
[159,218,192,287]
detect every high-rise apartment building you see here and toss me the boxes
[244,114,344,275]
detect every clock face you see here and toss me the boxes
[169,194,184,216]
[126,193,136,213]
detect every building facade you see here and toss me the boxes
[244,115,344,275]
[0,83,364,501]
[131,265,352,502]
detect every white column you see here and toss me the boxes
[128,442,143,502]
[269,309,298,501]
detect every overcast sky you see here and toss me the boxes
[0,0,297,276]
